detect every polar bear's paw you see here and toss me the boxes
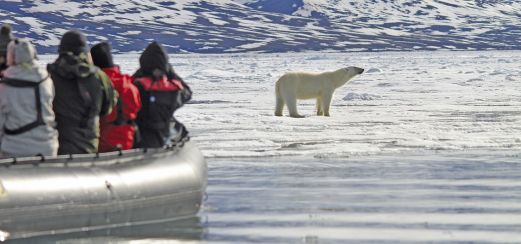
[290,114,305,118]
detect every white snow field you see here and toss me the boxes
[116,51,521,158]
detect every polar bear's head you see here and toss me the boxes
[334,66,364,85]
[344,66,365,76]
[330,66,364,88]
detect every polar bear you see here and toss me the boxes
[275,66,364,118]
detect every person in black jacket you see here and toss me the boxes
[0,24,14,76]
[133,41,192,148]
[47,30,117,154]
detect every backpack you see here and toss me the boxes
[0,77,47,135]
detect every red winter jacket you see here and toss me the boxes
[99,66,142,152]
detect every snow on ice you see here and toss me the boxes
[169,51,520,158]
[37,51,521,158]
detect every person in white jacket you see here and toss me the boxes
[0,38,58,157]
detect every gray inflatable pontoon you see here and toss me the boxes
[0,140,206,240]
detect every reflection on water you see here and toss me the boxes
[205,152,521,243]
[8,217,204,243]
[7,152,521,243]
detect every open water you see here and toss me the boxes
[11,152,521,243]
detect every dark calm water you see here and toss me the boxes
[10,151,521,243]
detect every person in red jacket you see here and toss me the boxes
[90,42,141,152]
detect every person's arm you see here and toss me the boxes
[96,69,118,116]
[168,64,192,103]
[0,56,6,78]
[0,85,6,147]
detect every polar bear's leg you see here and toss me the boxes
[316,97,324,116]
[275,97,284,116]
[322,92,333,116]
[285,94,304,118]
[275,85,284,116]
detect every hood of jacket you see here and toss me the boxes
[6,38,37,66]
[3,38,48,82]
[138,41,169,78]
[90,42,114,69]
[47,53,97,80]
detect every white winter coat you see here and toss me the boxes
[0,39,58,157]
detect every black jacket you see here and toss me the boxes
[48,53,117,154]
[0,27,13,74]
[133,42,191,148]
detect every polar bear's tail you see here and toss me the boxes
[274,80,284,116]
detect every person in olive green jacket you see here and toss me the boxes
[47,30,117,154]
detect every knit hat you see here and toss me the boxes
[0,24,13,38]
[139,41,169,76]
[0,24,14,58]
[58,30,89,55]
[7,38,37,66]
[90,42,114,68]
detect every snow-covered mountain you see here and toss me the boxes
[1,0,520,54]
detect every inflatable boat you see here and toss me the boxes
[0,140,206,240]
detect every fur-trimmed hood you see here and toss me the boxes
[47,53,97,80]
[3,39,48,83]
[6,39,37,66]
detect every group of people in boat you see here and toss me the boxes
[0,24,192,157]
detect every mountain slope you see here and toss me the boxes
[1,0,520,53]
